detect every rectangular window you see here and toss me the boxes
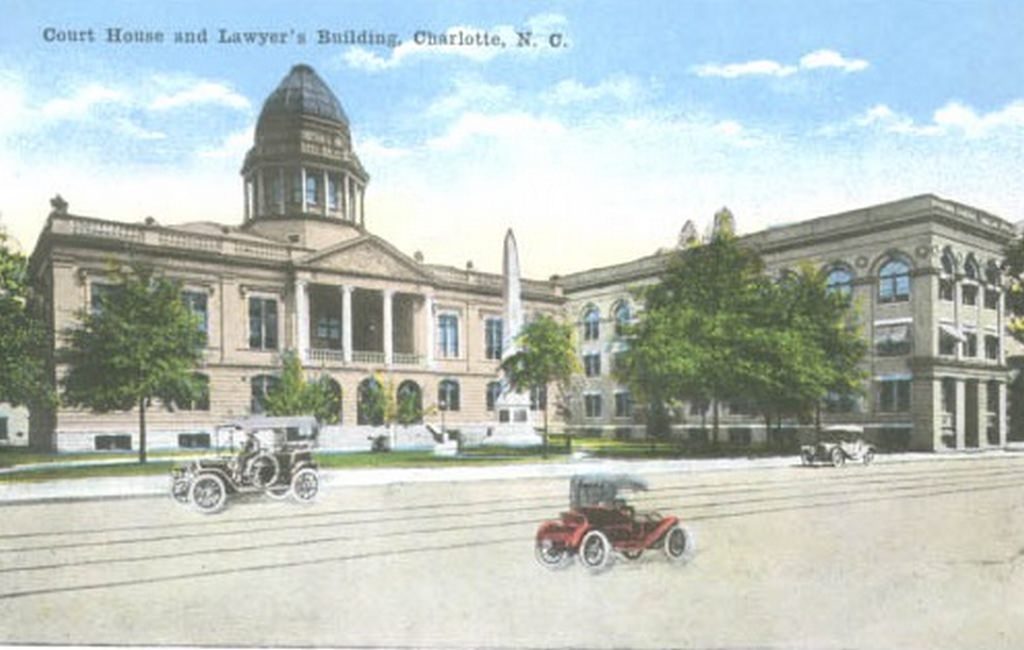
[824,391,857,413]
[328,176,339,210]
[938,327,960,356]
[438,314,459,358]
[314,314,342,348]
[584,353,602,377]
[484,317,503,360]
[182,290,208,334]
[964,332,978,357]
[94,434,131,451]
[874,324,911,356]
[530,385,547,411]
[291,172,303,204]
[305,173,319,206]
[877,379,911,413]
[248,297,278,350]
[984,289,999,310]
[987,382,1000,413]
[962,284,978,306]
[939,278,954,301]
[614,392,633,418]
[985,335,1000,361]
[584,394,602,418]
[90,282,120,313]
[178,433,211,449]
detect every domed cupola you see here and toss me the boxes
[241,64,368,228]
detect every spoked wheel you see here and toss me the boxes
[246,453,280,488]
[862,449,875,466]
[579,530,613,573]
[291,468,319,503]
[831,447,846,468]
[535,538,574,570]
[663,524,696,564]
[190,474,228,514]
[171,478,191,505]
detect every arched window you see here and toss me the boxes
[319,376,342,424]
[250,374,279,414]
[941,247,956,275]
[825,267,853,298]
[396,380,423,424]
[613,302,631,336]
[438,379,460,412]
[964,255,979,280]
[582,306,600,341]
[486,381,502,411]
[878,257,911,303]
[357,377,384,425]
[939,248,956,301]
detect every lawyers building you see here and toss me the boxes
[23,64,1022,453]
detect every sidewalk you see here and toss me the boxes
[1,447,1018,505]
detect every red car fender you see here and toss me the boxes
[642,515,680,548]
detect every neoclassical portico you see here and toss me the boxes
[294,278,436,367]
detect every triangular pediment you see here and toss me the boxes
[297,235,429,281]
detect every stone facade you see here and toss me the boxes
[24,64,1022,453]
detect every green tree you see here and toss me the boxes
[262,351,341,424]
[500,314,580,449]
[0,229,54,411]
[61,265,206,463]
[618,229,771,442]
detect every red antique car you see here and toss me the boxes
[535,474,695,572]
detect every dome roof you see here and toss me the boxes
[257,64,348,126]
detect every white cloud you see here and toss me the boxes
[798,49,869,73]
[693,49,869,79]
[342,13,569,72]
[197,128,253,159]
[832,100,1024,138]
[149,80,250,111]
[547,76,641,105]
[425,111,565,151]
[115,119,167,141]
[41,84,126,119]
[428,77,512,116]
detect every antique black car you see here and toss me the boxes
[801,425,876,467]
[535,474,695,573]
[171,416,320,513]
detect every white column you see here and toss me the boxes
[300,167,308,214]
[955,379,966,450]
[295,280,309,363]
[425,295,435,367]
[322,170,330,216]
[341,285,353,363]
[256,170,265,217]
[277,168,285,215]
[359,185,366,226]
[343,175,352,221]
[998,382,1008,447]
[997,290,1006,365]
[383,289,394,365]
[954,281,962,360]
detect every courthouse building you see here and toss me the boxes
[25,64,1022,453]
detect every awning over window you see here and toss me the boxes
[939,324,966,342]
[874,324,910,345]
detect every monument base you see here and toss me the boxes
[480,423,543,447]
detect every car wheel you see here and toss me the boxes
[291,468,319,502]
[863,448,875,466]
[190,474,228,514]
[579,530,612,573]
[800,450,814,466]
[663,524,696,564]
[830,447,846,468]
[246,453,280,488]
[171,478,191,505]
[535,538,573,570]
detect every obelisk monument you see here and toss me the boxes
[490,229,541,445]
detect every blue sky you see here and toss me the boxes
[2,0,1022,276]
